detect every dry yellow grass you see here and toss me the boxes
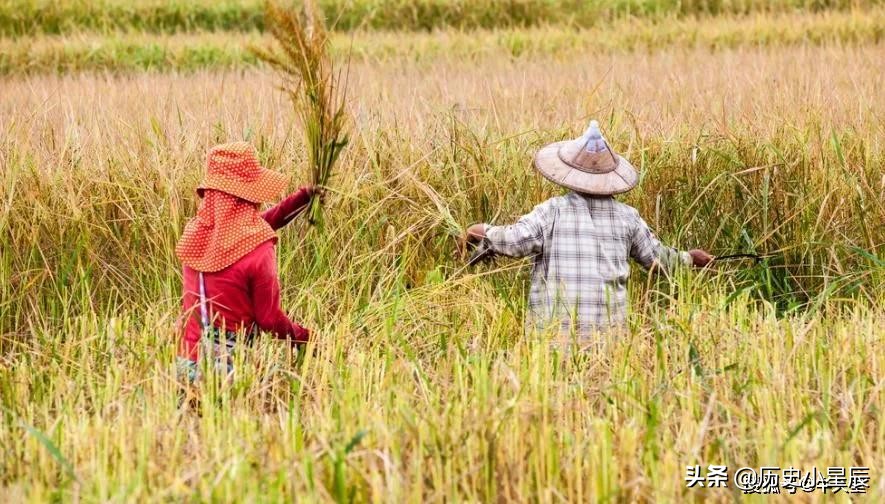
[3,44,882,151]
[1,39,883,501]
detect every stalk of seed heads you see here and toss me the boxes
[254,0,349,225]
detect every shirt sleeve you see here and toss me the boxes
[261,187,312,231]
[629,211,691,272]
[483,200,552,258]
[249,243,310,343]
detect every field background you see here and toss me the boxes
[1,0,883,502]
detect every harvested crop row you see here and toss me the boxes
[2,7,883,74]
[0,0,877,36]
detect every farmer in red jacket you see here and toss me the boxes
[176,142,317,379]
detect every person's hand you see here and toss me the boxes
[688,249,713,267]
[305,185,326,203]
[464,223,486,244]
[292,324,310,344]
[456,223,486,260]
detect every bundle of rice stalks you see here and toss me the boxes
[254,0,349,225]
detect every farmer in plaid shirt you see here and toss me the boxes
[464,120,712,339]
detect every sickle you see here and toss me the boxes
[466,241,494,266]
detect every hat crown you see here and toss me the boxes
[581,120,609,154]
[559,119,618,174]
[207,142,262,182]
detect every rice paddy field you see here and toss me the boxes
[1,0,883,502]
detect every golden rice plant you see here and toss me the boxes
[253,0,349,224]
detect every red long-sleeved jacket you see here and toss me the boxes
[179,189,311,360]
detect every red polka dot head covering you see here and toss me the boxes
[176,142,290,272]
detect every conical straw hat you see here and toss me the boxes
[534,120,638,195]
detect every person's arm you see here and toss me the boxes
[628,211,711,271]
[466,201,552,258]
[261,186,314,230]
[249,244,310,344]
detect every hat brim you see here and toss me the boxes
[534,141,638,195]
[197,167,290,203]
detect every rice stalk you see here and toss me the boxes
[253,0,349,225]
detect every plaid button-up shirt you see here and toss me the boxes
[484,192,689,335]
